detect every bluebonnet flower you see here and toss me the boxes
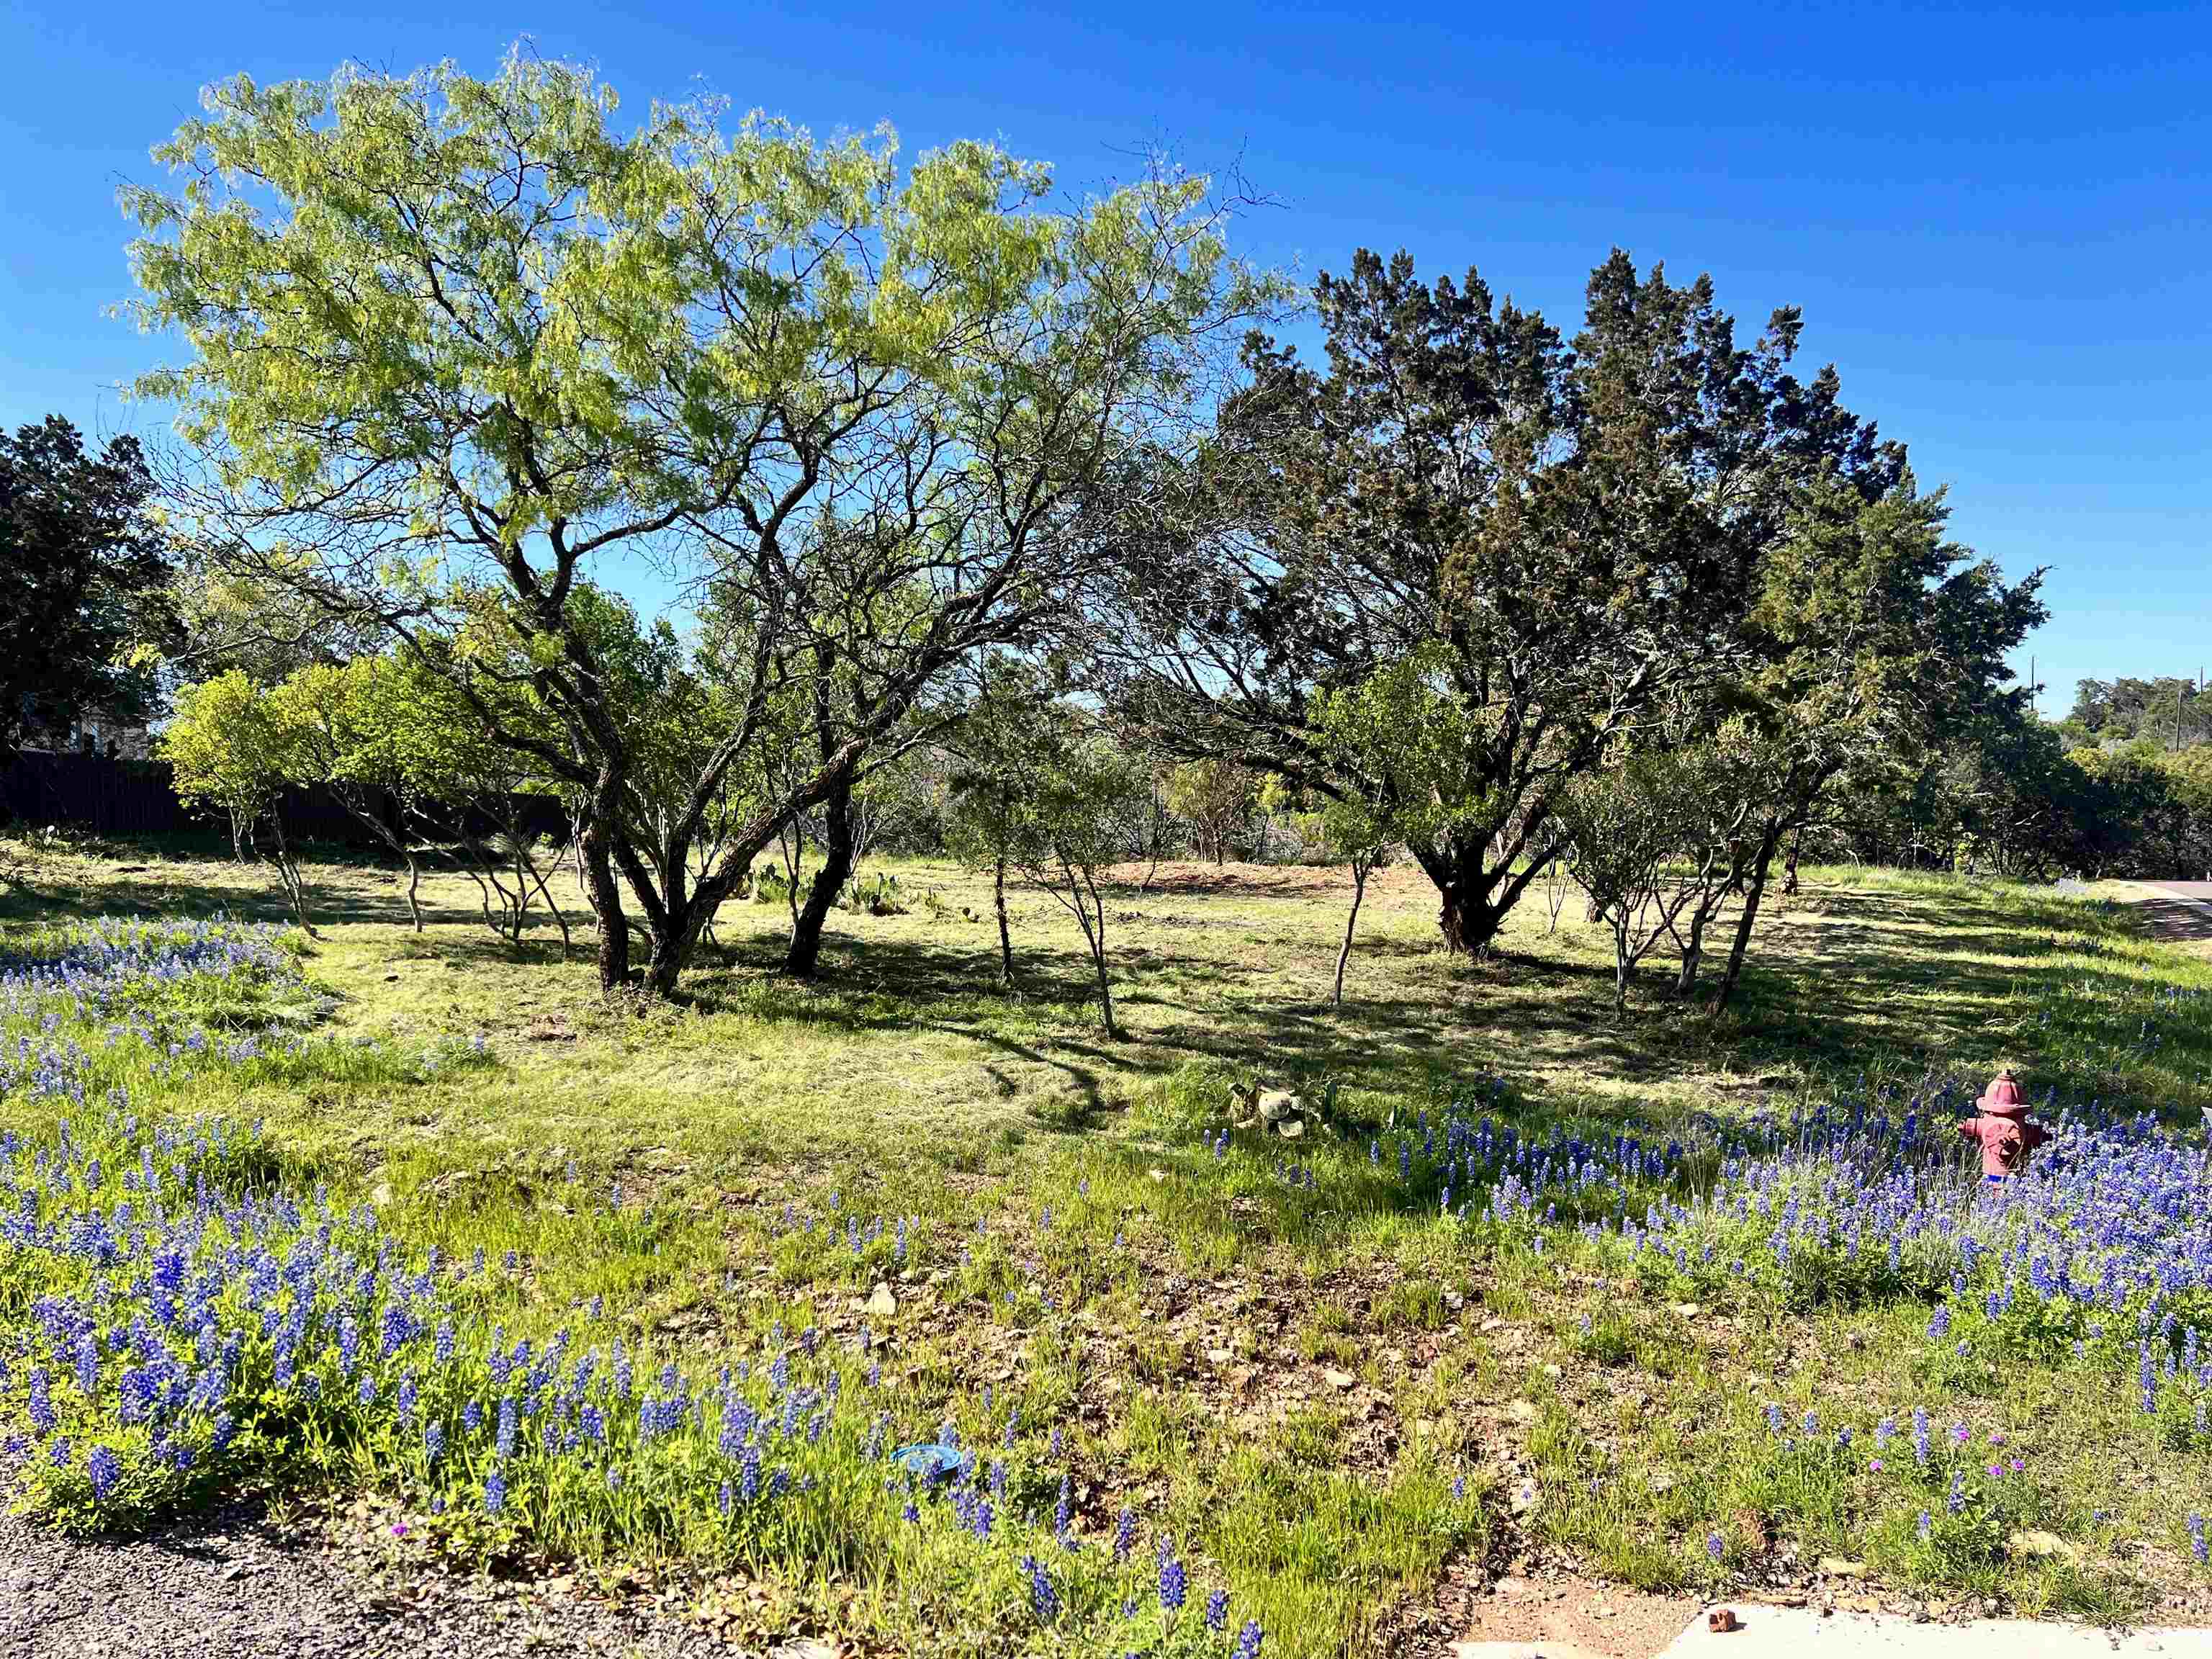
[1206,1588,1231,1631]
[1706,1532,1725,1561]
[1113,1506,1136,1561]
[86,1444,121,1501]
[1022,1555,1059,1624]
[484,1471,505,1514]
[1158,1538,1187,1611]
[1233,1619,1266,1659]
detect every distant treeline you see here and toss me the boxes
[2059,676,2208,751]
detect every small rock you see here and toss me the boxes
[1277,1118,1305,1140]
[1322,1367,1357,1390]
[1817,1556,1868,1578]
[2008,1529,2076,1560]
[1206,1347,1233,1365]
[370,1182,392,1208]
[1506,1398,1537,1423]
[863,1282,897,1318]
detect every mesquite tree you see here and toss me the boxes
[128,52,1260,994]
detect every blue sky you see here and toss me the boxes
[6,0,2207,714]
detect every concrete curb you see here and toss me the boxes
[1447,1604,2212,1659]
[1660,1604,2212,1659]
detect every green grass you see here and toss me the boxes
[2,830,2210,1650]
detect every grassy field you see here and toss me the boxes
[1,832,2209,1655]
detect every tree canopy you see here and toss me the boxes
[0,418,176,760]
[129,51,1265,992]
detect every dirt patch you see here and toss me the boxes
[1106,859,1354,901]
[1440,1570,1700,1658]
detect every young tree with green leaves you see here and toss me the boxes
[1552,747,1715,1011]
[1319,795,1390,1007]
[268,658,431,930]
[1164,757,1256,864]
[945,671,1054,990]
[1017,732,1146,1039]
[1705,475,2044,1010]
[162,670,315,933]
[128,51,1264,995]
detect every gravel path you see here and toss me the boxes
[0,1499,780,1659]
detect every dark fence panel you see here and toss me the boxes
[0,752,569,848]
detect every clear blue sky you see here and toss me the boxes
[6,0,2207,714]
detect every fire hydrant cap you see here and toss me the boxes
[1977,1070,2027,1113]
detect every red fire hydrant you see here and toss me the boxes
[1958,1069,2048,1183]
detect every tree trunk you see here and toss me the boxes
[1416,832,1544,958]
[1333,856,1370,1006]
[1714,821,1784,1012]
[517,839,571,957]
[785,775,855,980]
[993,855,1014,988]
[582,822,630,991]
[1674,900,1707,998]
[403,851,423,932]
[1781,824,1804,896]
[265,811,316,938]
[1071,861,1118,1038]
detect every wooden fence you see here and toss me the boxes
[0,751,568,848]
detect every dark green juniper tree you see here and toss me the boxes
[0,418,176,763]
[1109,248,1909,957]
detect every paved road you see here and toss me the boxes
[2116,882,2212,949]
[1453,1602,2212,1659]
